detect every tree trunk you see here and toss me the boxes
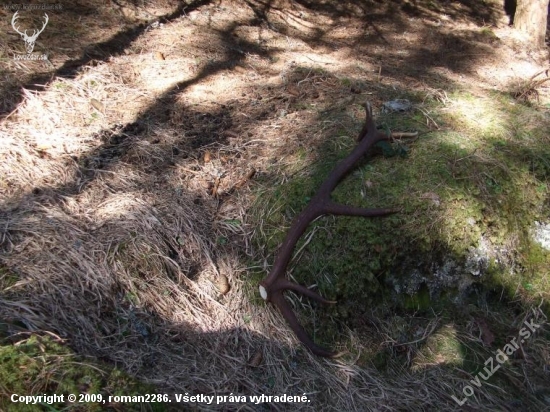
[514,0,550,48]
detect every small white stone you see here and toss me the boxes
[532,221,550,250]
[259,285,268,300]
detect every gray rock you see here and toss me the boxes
[532,221,550,250]
[382,99,412,113]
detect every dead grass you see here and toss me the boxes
[508,68,550,104]
[1,0,549,411]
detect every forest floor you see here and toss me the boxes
[1,0,549,411]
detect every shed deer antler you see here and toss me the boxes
[259,102,417,357]
[12,11,49,54]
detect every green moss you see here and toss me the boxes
[0,264,19,290]
[53,81,71,90]
[340,77,352,87]
[412,324,465,370]
[480,27,498,40]
[0,335,168,412]
[250,89,550,355]
[402,284,432,311]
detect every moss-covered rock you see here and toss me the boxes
[0,334,167,412]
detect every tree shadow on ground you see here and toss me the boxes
[1,0,502,116]
[292,0,502,26]
[1,0,549,410]
[246,62,550,409]
[0,0,213,115]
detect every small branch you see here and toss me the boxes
[416,107,439,130]
[390,131,418,139]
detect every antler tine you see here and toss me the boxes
[11,12,48,38]
[357,102,377,142]
[40,13,49,33]
[32,13,49,38]
[270,290,344,358]
[280,278,336,304]
[11,11,24,36]
[259,102,416,357]
[324,202,398,217]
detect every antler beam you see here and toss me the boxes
[259,102,417,357]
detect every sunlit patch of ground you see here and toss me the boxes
[1,0,549,411]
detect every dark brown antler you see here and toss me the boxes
[259,102,417,357]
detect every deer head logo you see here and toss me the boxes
[11,11,49,54]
